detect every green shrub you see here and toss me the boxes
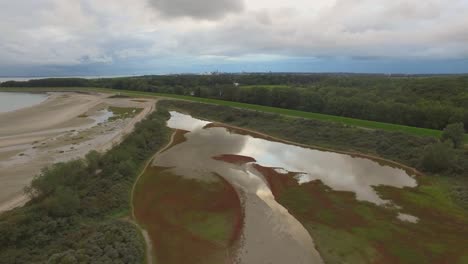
[442,123,465,149]
[421,142,456,173]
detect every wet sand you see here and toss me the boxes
[0,92,155,213]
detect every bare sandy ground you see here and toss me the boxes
[0,92,155,213]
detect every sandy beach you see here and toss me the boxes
[0,92,155,213]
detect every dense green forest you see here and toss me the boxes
[0,107,170,263]
[2,74,468,131]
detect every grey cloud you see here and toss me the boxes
[317,0,446,33]
[148,0,244,20]
[254,10,272,25]
[170,1,468,60]
[1,0,468,75]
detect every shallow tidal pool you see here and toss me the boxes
[133,111,468,264]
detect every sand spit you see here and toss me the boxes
[0,92,155,213]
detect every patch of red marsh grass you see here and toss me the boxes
[253,163,468,263]
[133,166,243,264]
[253,164,368,229]
[252,164,297,197]
[213,154,256,165]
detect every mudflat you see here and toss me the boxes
[0,92,155,213]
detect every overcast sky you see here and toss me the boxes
[1,0,468,76]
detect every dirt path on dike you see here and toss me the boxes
[129,123,177,264]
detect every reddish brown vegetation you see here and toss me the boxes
[253,163,468,263]
[254,164,369,229]
[252,164,294,197]
[133,166,243,264]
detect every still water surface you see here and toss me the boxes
[164,111,417,205]
[0,92,48,113]
[150,111,419,263]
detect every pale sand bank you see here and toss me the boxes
[0,92,155,213]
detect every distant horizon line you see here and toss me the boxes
[1,72,468,79]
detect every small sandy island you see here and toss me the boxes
[0,92,155,213]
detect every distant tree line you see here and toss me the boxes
[1,78,89,88]
[2,74,468,131]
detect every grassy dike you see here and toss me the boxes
[3,86,467,142]
[159,100,468,264]
[0,104,171,263]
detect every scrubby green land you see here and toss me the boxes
[159,100,468,263]
[0,106,170,263]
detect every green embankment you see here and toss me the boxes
[2,86,467,142]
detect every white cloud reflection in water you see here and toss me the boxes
[157,111,421,262]
[165,111,417,206]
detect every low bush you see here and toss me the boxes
[0,105,171,263]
